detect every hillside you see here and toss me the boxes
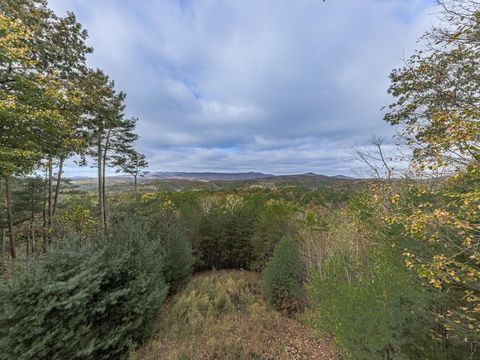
[145,171,275,181]
[133,271,334,360]
[70,172,355,193]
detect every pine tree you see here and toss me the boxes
[113,149,148,193]
[262,236,303,313]
[79,69,137,230]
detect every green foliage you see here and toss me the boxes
[306,242,441,359]
[0,177,45,229]
[0,221,168,360]
[385,0,480,169]
[163,228,194,291]
[0,0,92,178]
[262,236,303,313]
[111,187,351,274]
[383,0,480,353]
[112,149,148,193]
[251,199,297,270]
[193,196,258,270]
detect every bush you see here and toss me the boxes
[262,236,303,313]
[0,222,168,360]
[306,243,440,359]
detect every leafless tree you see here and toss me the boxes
[353,136,398,180]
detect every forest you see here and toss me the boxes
[0,0,479,359]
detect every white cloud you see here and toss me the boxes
[49,0,436,176]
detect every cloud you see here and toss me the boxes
[49,0,435,176]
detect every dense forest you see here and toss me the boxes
[1,0,479,359]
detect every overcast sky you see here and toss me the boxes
[49,0,436,176]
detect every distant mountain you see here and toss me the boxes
[273,173,341,183]
[71,171,355,184]
[69,175,93,180]
[145,171,275,181]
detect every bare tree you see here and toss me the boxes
[353,136,399,180]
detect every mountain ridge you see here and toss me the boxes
[71,171,354,182]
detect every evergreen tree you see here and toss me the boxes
[262,236,303,313]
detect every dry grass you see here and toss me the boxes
[132,270,333,360]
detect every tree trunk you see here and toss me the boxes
[97,139,105,234]
[134,174,138,194]
[5,176,16,259]
[102,156,107,228]
[30,189,35,258]
[1,228,5,273]
[102,151,107,229]
[102,130,111,229]
[47,158,53,246]
[43,168,47,252]
[52,156,64,218]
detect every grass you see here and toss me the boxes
[131,270,333,360]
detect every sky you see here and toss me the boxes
[49,0,437,176]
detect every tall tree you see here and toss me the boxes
[1,0,91,251]
[385,0,480,347]
[101,117,137,225]
[0,11,48,258]
[80,69,137,230]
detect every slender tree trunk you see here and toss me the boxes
[47,158,53,246]
[5,176,16,259]
[97,138,105,234]
[134,174,138,194]
[102,130,111,229]
[1,228,5,272]
[43,168,47,252]
[52,156,64,218]
[30,189,35,258]
[102,152,107,229]
[102,156,107,228]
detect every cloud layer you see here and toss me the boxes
[49,0,435,176]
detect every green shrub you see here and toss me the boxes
[306,244,440,359]
[261,236,303,313]
[0,222,168,360]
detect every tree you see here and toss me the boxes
[101,116,137,222]
[0,221,169,360]
[80,69,137,230]
[1,0,91,253]
[113,149,148,193]
[385,0,480,349]
[385,0,480,171]
[262,236,303,313]
[0,10,50,257]
[353,136,398,180]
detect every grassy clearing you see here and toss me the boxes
[132,270,333,360]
